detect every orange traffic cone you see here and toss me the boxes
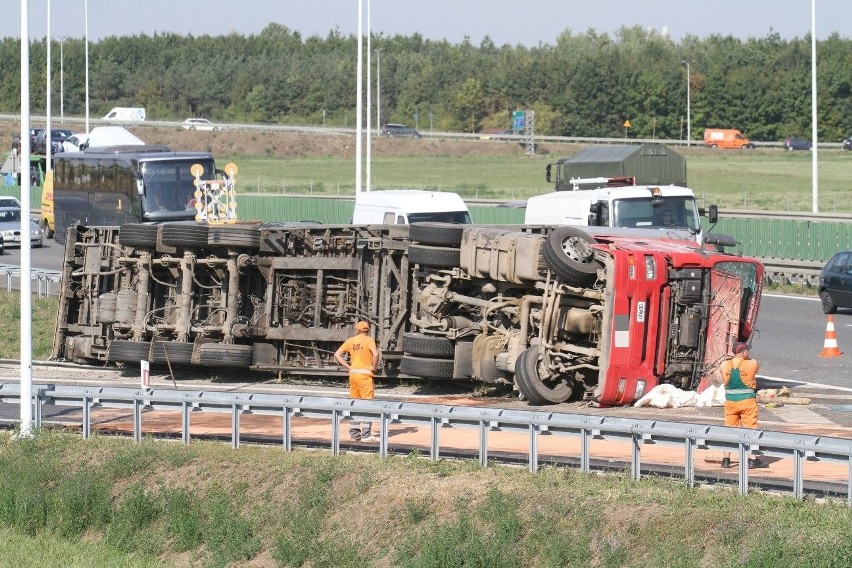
[820,315,843,357]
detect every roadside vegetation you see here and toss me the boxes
[3,26,848,142]
[2,431,852,568]
[0,292,57,360]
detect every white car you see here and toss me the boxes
[182,118,220,131]
[62,134,87,152]
[0,207,43,248]
[0,196,22,209]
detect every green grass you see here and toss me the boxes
[0,292,57,360]
[2,431,852,568]
[220,149,852,212]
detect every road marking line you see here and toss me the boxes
[759,375,852,394]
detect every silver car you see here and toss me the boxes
[0,207,43,248]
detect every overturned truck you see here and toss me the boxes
[53,222,763,406]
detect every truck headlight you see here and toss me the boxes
[644,256,656,280]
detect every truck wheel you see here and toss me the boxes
[41,220,54,239]
[197,343,253,368]
[402,333,455,358]
[161,223,209,248]
[408,244,461,268]
[410,223,464,247]
[119,224,159,248]
[54,225,66,245]
[208,226,261,250]
[150,341,195,365]
[820,290,837,315]
[514,345,574,404]
[542,227,602,286]
[400,355,455,379]
[107,340,152,363]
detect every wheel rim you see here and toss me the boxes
[560,235,594,264]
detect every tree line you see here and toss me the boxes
[0,24,849,142]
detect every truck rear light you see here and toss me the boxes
[628,256,636,279]
[634,380,647,399]
[644,256,656,280]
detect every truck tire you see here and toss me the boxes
[161,224,209,248]
[197,343,253,368]
[410,223,464,247]
[402,333,455,358]
[150,341,195,365]
[119,224,159,248]
[41,219,54,239]
[400,355,455,379]
[408,244,461,269]
[514,345,574,405]
[543,227,602,287]
[208,225,261,250]
[107,340,152,363]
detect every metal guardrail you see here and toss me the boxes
[4,114,849,151]
[0,264,61,297]
[2,383,850,503]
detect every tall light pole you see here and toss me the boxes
[355,0,363,196]
[46,0,53,171]
[85,0,90,134]
[60,37,65,122]
[376,49,381,132]
[681,60,691,146]
[366,0,372,192]
[811,0,819,213]
[19,0,34,438]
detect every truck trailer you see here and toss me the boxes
[52,222,763,406]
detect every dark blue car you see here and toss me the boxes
[820,251,852,313]
[783,137,812,151]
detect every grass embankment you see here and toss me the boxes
[1,431,852,568]
[0,292,57,360]
[221,149,852,213]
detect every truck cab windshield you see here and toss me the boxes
[612,196,699,231]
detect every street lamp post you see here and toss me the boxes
[60,37,64,121]
[46,0,52,170]
[85,0,90,134]
[681,60,691,146]
[376,49,381,132]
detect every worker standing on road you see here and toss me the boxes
[720,342,766,469]
[334,321,380,442]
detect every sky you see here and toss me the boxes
[2,1,850,45]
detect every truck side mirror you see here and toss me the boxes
[588,202,601,226]
[708,204,718,224]
[545,164,552,183]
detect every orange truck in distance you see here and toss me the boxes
[703,128,755,149]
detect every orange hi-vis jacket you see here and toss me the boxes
[339,334,377,376]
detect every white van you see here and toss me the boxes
[102,107,146,121]
[352,190,471,225]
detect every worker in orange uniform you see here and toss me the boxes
[334,321,380,442]
[720,341,766,469]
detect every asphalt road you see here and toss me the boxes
[754,293,852,390]
[0,237,64,271]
